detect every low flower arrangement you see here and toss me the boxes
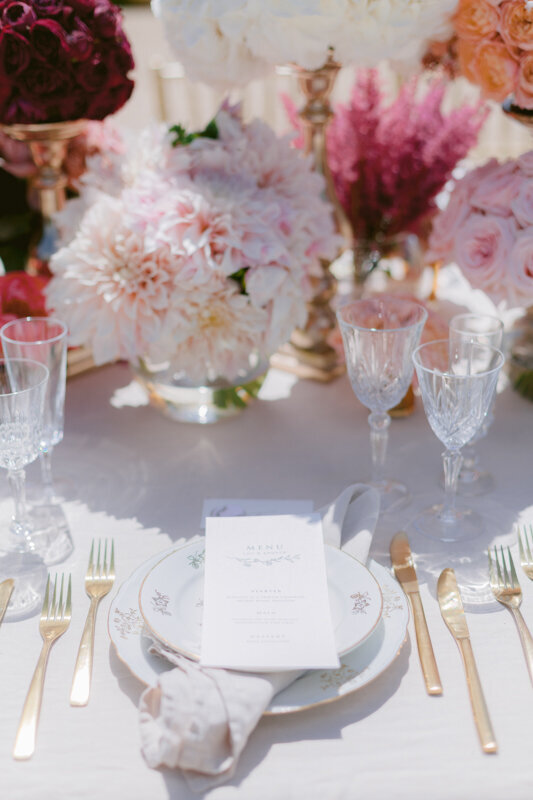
[428,151,533,307]
[46,105,339,382]
[151,0,456,88]
[0,0,135,123]
[452,0,533,107]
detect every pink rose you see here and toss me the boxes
[454,213,517,299]
[470,161,522,216]
[511,178,533,227]
[508,230,533,305]
[427,184,472,262]
[518,150,533,177]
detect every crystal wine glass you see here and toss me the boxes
[0,317,73,564]
[448,313,504,496]
[0,357,49,620]
[412,338,504,542]
[337,296,428,512]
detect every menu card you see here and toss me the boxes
[200,499,313,528]
[200,514,339,671]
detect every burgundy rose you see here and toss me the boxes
[31,19,69,62]
[3,2,37,30]
[32,0,64,16]
[66,20,93,60]
[85,79,133,119]
[0,28,31,76]
[20,59,69,96]
[2,95,48,123]
[52,88,88,119]
[76,54,108,91]
[92,3,117,38]
[68,0,95,16]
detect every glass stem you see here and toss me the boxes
[8,467,33,548]
[459,443,478,483]
[441,449,463,524]
[369,411,390,484]
[40,449,55,503]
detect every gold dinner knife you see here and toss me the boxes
[390,532,442,695]
[0,579,14,627]
[437,568,497,754]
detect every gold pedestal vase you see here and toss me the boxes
[0,120,86,274]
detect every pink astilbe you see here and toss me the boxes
[325,70,487,242]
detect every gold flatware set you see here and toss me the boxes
[391,527,533,755]
[9,539,115,760]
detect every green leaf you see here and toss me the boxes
[228,267,249,295]
[514,369,533,402]
[169,119,219,148]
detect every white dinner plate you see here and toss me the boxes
[138,541,383,663]
[108,544,409,714]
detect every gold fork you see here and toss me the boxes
[488,546,533,685]
[70,539,115,706]
[13,574,72,760]
[518,525,533,581]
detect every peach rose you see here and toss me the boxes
[508,230,533,305]
[454,213,517,299]
[515,53,533,108]
[468,39,519,100]
[500,0,533,52]
[454,0,500,40]
[457,38,481,83]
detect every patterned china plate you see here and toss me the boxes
[139,541,383,663]
[108,544,409,714]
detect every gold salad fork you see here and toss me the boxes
[13,574,72,760]
[489,546,533,685]
[518,525,533,581]
[70,539,115,706]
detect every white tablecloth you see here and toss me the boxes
[2,359,533,800]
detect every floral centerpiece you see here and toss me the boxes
[428,152,533,398]
[0,0,134,123]
[428,152,533,306]
[46,105,339,420]
[452,0,533,108]
[151,0,457,88]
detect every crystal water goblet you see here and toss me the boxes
[0,357,49,620]
[448,313,504,496]
[412,339,504,542]
[0,317,73,564]
[337,296,428,512]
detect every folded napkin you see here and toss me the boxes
[139,483,380,791]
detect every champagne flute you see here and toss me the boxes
[448,313,504,496]
[0,357,49,620]
[1,317,73,564]
[337,296,427,512]
[412,339,504,542]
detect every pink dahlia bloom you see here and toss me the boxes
[47,106,338,379]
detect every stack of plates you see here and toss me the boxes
[108,540,409,714]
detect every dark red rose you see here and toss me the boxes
[92,3,117,38]
[32,0,64,17]
[31,19,68,62]
[0,28,31,76]
[76,54,108,91]
[66,20,93,60]
[3,2,37,31]
[68,0,94,16]
[52,88,88,119]
[2,94,47,122]
[19,60,69,96]
[0,272,49,320]
[85,78,133,119]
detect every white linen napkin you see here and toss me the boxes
[139,483,380,791]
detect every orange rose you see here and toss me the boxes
[469,40,519,100]
[515,53,533,108]
[500,0,533,52]
[454,0,500,40]
[458,38,482,83]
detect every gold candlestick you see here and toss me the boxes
[271,53,348,381]
[1,120,86,273]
